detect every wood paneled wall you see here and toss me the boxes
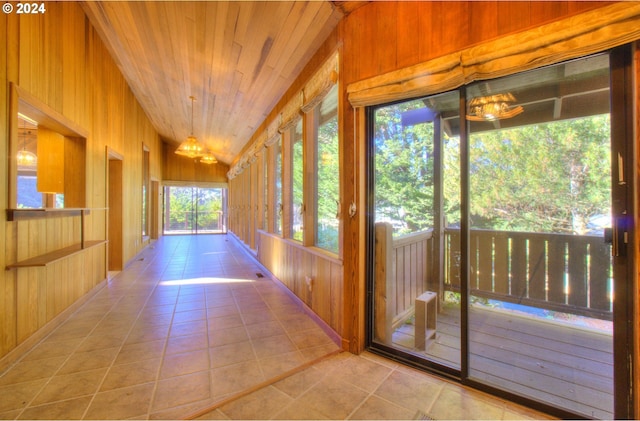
[0,3,163,360]
[227,0,622,356]
[163,143,229,183]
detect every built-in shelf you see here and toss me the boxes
[6,207,107,270]
[6,240,107,270]
[6,208,91,221]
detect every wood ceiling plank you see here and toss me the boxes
[82,1,344,164]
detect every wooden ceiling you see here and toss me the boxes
[82,1,347,165]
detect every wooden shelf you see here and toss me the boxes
[6,208,91,221]
[6,240,106,270]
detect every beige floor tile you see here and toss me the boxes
[159,349,210,379]
[289,327,337,350]
[208,325,249,347]
[279,313,321,334]
[428,386,506,420]
[17,396,92,420]
[348,395,417,420]
[373,369,445,415]
[273,402,330,420]
[84,382,155,419]
[273,366,327,399]
[252,334,298,359]
[241,308,277,325]
[193,408,228,420]
[152,371,211,412]
[125,324,170,345]
[300,342,342,361]
[114,339,165,365]
[206,305,239,319]
[0,379,48,413]
[31,368,107,406]
[75,331,127,352]
[329,354,393,393]
[100,358,161,391]
[258,351,308,379]
[245,320,286,340]
[0,356,66,386]
[211,360,264,398]
[150,398,216,420]
[217,385,293,420]
[21,338,82,362]
[293,377,370,420]
[208,314,244,331]
[209,341,255,369]
[165,332,209,355]
[170,319,208,337]
[57,347,119,375]
[135,311,174,327]
[173,309,207,324]
[0,236,558,420]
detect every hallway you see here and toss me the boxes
[0,235,552,420]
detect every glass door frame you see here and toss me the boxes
[365,45,635,419]
[162,185,228,235]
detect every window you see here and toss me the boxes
[274,137,283,235]
[314,84,339,253]
[10,85,88,210]
[262,150,268,230]
[142,147,150,238]
[163,186,226,234]
[290,119,304,241]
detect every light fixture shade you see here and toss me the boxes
[200,152,217,164]
[17,149,37,168]
[175,135,204,158]
[467,93,524,121]
[175,96,205,158]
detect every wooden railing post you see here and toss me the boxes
[374,222,394,345]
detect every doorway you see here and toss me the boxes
[367,48,634,418]
[163,185,227,235]
[107,149,123,271]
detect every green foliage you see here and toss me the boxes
[468,116,610,234]
[166,187,223,232]
[316,115,339,252]
[373,100,435,235]
[373,97,611,235]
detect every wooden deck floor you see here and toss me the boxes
[392,304,613,419]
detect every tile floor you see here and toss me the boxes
[0,235,554,420]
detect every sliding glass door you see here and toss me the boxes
[163,186,227,235]
[369,91,461,372]
[368,48,633,418]
[465,53,615,419]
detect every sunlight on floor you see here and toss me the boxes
[159,277,255,286]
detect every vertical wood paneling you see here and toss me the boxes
[256,231,343,336]
[0,2,163,360]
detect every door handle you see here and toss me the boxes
[606,216,628,257]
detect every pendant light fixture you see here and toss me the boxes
[466,93,524,121]
[200,152,217,165]
[175,96,205,158]
[16,114,37,169]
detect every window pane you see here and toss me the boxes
[315,84,339,253]
[17,174,40,208]
[263,152,268,230]
[374,99,437,236]
[274,138,283,235]
[291,119,304,241]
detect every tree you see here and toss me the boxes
[468,115,610,234]
[372,97,611,236]
[373,100,435,235]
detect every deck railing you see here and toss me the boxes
[374,223,613,343]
